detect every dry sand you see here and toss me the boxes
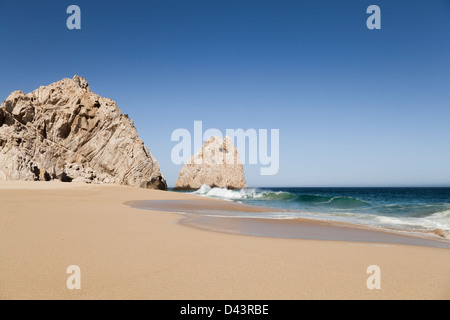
[0,181,449,300]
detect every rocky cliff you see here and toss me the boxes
[0,76,167,190]
[174,136,247,190]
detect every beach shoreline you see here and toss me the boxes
[0,181,449,300]
[129,199,450,249]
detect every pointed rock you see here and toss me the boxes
[174,136,247,190]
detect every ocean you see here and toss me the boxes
[183,185,450,233]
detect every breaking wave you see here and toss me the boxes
[193,185,370,209]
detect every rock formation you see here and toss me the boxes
[0,75,167,190]
[174,136,247,190]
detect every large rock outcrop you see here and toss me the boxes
[174,136,247,190]
[0,75,167,189]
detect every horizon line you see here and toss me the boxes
[167,185,450,189]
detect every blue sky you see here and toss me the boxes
[1,0,449,187]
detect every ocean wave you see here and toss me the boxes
[430,210,450,219]
[373,203,450,218]
[295,209,450,231]
[193,185,259,200]
[192,185,370,208]
[372,214,450,231]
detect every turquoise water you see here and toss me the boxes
[182,186,450,232]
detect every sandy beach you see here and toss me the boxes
[0,181,449,300]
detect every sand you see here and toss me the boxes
[0,181,449,300]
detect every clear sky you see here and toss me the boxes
[1,0,449,187]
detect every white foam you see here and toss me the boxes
[193,185,261,200]
[430,210,450,219]
[194,184,212,195]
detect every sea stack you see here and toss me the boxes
[174,136,247,190]
[0,75,167,190]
